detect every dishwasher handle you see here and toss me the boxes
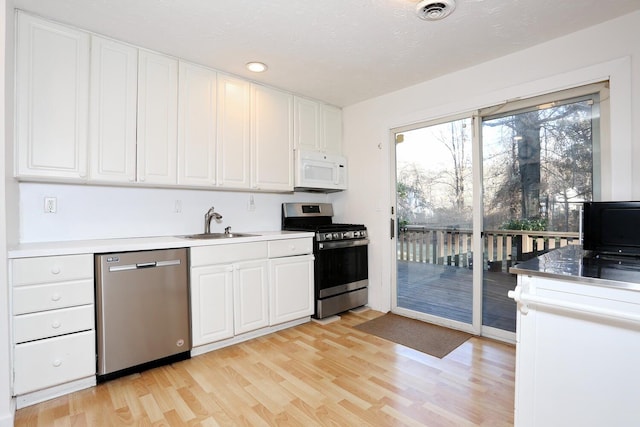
[136,262,157,269]
[108,259,181,272]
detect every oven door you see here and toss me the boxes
[315,239,369,298]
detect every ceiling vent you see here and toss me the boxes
[416,0,456,21]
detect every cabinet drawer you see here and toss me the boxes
[190,242,268,267]
[13,331,96,395]
[13,279,94,315]
[14,305,95,343]
[268,238,313,258]
[12,254,93,286]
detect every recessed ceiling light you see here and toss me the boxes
[246,62,268,73]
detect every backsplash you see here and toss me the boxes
[19,183,330,243]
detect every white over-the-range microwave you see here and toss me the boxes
[294,149,347,192]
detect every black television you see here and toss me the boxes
[583,201,640,256]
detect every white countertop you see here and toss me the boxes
[8,231,315,258]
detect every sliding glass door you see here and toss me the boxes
[480,89,601,334]
[391,82,605,339]
[394,117,474,328]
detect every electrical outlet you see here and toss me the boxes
[174,200,182,213]
[44,197,57,213]
[248,195,256,211]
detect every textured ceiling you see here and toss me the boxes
[12,0,640,107]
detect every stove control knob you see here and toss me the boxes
[333,232,340,239]
[324,233,332,240]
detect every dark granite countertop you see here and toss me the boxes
[509,245,640,292]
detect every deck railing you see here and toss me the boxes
[397,225,579,272]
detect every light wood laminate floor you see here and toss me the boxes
[14,310,515,426]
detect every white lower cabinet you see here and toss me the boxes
[190,237,313,351]
[190,257,269,346]
[190,264,234,346]
[190,242,269,347]
[233,260,269,334]
[511,275,640,427]
[13,331,96,395]
[269,254,314,325]
[267,237,314,325]
[10,254,96,402]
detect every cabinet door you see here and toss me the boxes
[15,12,90,180]
[190,264,234,346]
[178,62,217,187]
[269,255,314,325]
[234,260,269,335]
[294,97,321,151]
[89,36,138,183]
[137,50,178,185]
[217,74,251,189]
[513,276,640,426]
[251,84,294,191]
[320,104,343,155]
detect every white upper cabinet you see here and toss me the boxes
[320,104,343,155]
[251,84,294,191]
[136,50,178,185]
[14,13,342,192]
[89,36,138,183]
[294,97,321,152]
[216,74,251,189]
[294,97,342,155]
[16,13,90,180]
[177,62,217,187]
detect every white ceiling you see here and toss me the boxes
[12,0,640,107]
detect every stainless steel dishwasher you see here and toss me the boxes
[95,248,190,382]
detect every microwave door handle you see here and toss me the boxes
[334,162,345,185]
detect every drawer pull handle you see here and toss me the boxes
[51,293,61,302]
[52,359,62,367]
[51,266,61,274]
[51,321,61,329]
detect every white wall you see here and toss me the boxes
[18,183,332,242]
[336,11,640,314]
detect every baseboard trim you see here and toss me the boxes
[16,376,96,409]
[191,317,310,357]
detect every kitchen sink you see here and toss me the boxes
[180,232,257,240]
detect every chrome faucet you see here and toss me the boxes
[204,207,223,234]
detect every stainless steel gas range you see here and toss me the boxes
[282,203,369,319]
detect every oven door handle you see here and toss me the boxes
[318,239,370,250]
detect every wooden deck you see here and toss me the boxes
[397,261,517,332]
